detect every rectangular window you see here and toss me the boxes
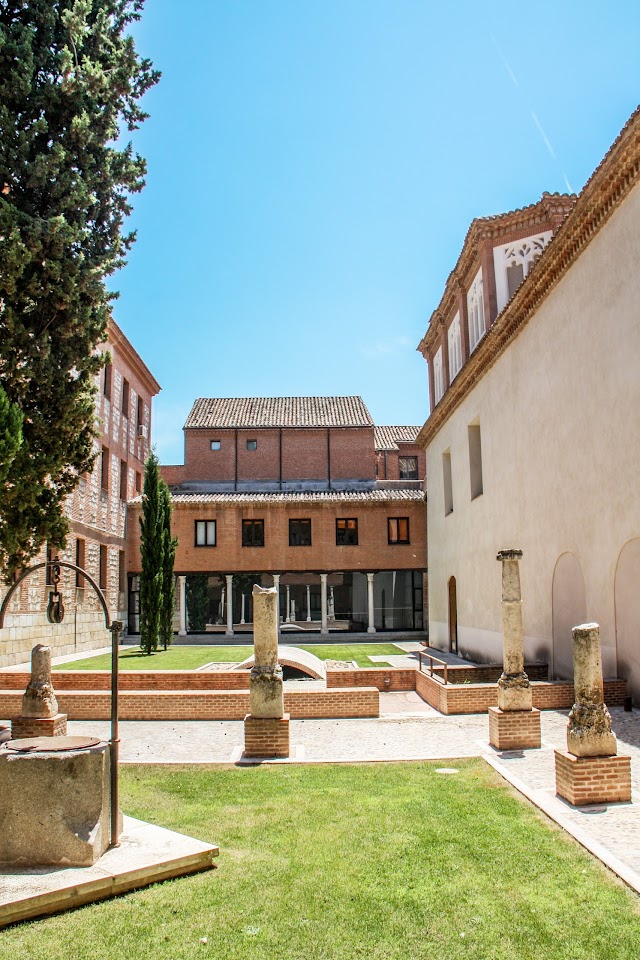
[433,347,444,404]
[506,261,525,299]
[336,518,358,546]
[118,550,126,592]
[443,449,453,516]
[99,545,108,591]
[399,456,418,480]
[119,460,128,501]
[135,470,142,493]
[121,378,130,417]
[246,439,257,451]
[210,440,221,451]
[137,396,143,426]
[467,267,485,352]
[101,446,109,492]
[103,363,112,400]
[388,517,410,544]
[76,538,85,588]
[242,519,264,547]
[468,422,483,499]
[195,520,216,547]
[289,519,311,546]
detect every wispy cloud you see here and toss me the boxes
[491,35,574,194]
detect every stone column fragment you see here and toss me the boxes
[12,644,68,739]
[566,623,617,757]
[249,585,284,719]
[496,549,532,711]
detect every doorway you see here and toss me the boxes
[448,576,458,653]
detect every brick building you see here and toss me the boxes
[0,320,160,668]
[128,397,427,635]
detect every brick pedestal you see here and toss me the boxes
[488,706,541,750]
[555,750,631,805]
[244,714,290,758]
[11,714,68,739]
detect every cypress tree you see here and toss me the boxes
[159,478,177,650]
[139,451,163,654]
[0,0,159,578]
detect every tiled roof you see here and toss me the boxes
[374,426,421,451]
[185,396,374,429]
[131,489,424,506]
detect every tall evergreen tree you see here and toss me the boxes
[139,451,163,654]
[159,478,177,650]
[0,0,159,578]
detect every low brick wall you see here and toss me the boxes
[415,672,628,715]
[0,687,379,722]
[326,668,416,692]
[0,670,251,691]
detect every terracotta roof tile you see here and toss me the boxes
[131,489,424,506]
[374,426,421,451]
[185,396,374,429]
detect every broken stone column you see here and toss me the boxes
[555,623,631,804]
[489,550,540,749]
[244,585,289,757]
[11,644,67,739]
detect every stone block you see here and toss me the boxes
[554,750,631,806]
[489,706,541,750]
[11,714,68,739]
[0,742,119,866]
[244,713,290,758]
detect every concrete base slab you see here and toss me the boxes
[0,816,219,929]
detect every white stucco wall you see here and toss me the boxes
[426,181,640,691]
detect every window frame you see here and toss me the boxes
[210,440,221,451]
[246,439,257,451]
[99,544,108,591]
[387,517,410,545]
[242,519,265,547]
[289,518,312,547]
[121,378,130,417]
[399,456,419,481]
[336,518,359,546]
[101,446,110,492]
[194,519,216,547]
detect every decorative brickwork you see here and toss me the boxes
[554,750,631,805]
[11,714,68,739]
[488,706,541,750]
[244,714,290,758]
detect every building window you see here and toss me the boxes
[289,519,311,546]
[118,550,126,593]
[121,378,130,417]
[468,422,483,499]
[210,440,221,451]
[388,517,410,544]
[119,460,128,501]
[494,233,552,313]
[135,471,142,493]
[336,518,358,546]
[433,347,444,404]
[443,449,453,516]
[399,456,418,480]
[448,312,463,381]
[195,520,216,547]
[99,545,108,591]
[101,446,109,491]
[242,519,264,547]
[103,362,112,400]
[246,439,257,451]
[137,396,143,427]
[76,538,85,587]
[467,267,485,352]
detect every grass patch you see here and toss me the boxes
[53,643,406,671]
[4,761,639,959]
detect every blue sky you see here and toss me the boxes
[114,1,640,465]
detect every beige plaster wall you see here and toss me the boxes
[426,181,640,689]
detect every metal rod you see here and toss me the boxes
[109,619,123,848]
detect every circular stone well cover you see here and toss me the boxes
[4,735,102,753]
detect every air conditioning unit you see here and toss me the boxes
[137,423,148,440]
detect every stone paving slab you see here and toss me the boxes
[0,816,218,928]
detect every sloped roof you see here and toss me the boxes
[131,489,425,506]
[185,396,374,429]
[374,426,421,451]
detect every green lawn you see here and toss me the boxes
[4,761,639,959]
[53,642,406,671]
